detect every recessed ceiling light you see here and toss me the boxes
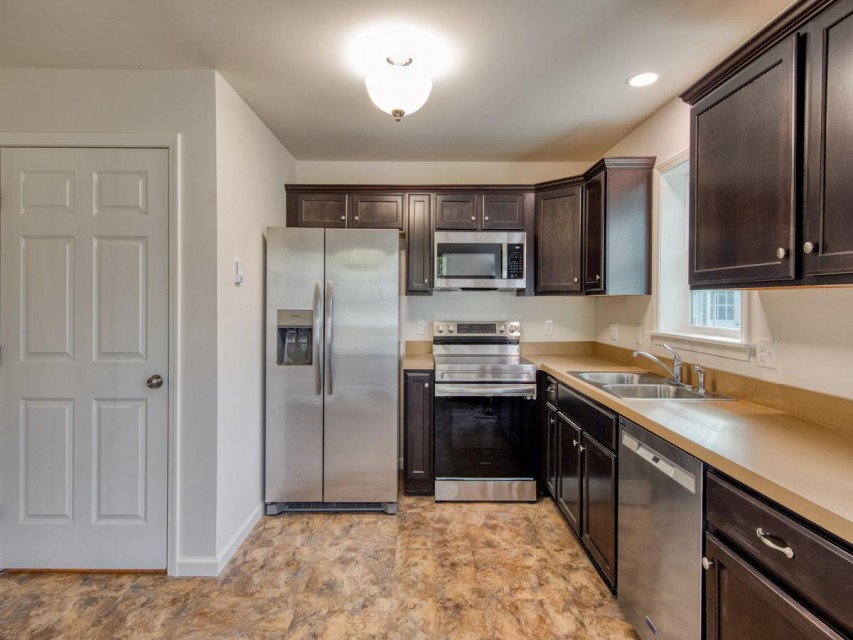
[627,72,659,87]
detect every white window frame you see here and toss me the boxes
[651,150,753,361]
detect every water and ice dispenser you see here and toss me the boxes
[276,309,314,366]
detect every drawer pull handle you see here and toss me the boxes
[756,527,795,559]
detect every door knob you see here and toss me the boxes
[146,374,164,389]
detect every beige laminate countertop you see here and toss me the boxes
[402,352,853,543]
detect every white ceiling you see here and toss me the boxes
[0,0,794,161]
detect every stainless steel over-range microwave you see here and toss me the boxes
[433,231,526,290]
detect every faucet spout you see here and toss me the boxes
[632,343,684,385]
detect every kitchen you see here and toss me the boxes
[1,0,852,638]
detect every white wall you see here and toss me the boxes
[296,161,591,185]
[0,69,220,566]
[213,74,296,566]
[594,97,853,400]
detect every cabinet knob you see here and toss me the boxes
[354,215,359,221]
[340,215,345,220]
[573,277,579,283]
[572,439,578,447]
[484,216,490,221]
[803,241,817,254]
[424,278,428,284]
[550,418,555,424]
[470,216,475,221]
[701,557,714,570]
[776,247,789,259]
[424,382,430,388]
[578,444,585,452]
[594,274,600,281]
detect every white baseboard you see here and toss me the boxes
[174,503,263,577]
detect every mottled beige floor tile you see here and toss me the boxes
[83,593,195,639]
[386,598,442,640]
[171,595,295,640]
[0,594,117,640]
[488,597,586,640]
[437,596,493,640]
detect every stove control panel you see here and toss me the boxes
[433,321,521,339]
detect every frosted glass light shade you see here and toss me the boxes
[365,62,432,121]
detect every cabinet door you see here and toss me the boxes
[483,193,525,230]
[582,433,617,590]
[805,0,853,277]
[583,171,606,292]
[406,194,432,295]
[297,193,347,227]
[704,534,845,640]
[545,405,558,499]
[690,36,800,286]
[404,371,434,495]
[556,413,582,535]
[435,193,478,229]
[535,185,582,293]
[351,193,404,229]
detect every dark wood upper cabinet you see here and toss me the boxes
[295,193,348,227]
[406,194,432,295]
[434,193,478,229]
[535,181,583,294]
[583,171,605,292]
[805,0,853,277]
[482,193,525,229]
[689,36,800,287]
[403,371,434,495]
[350,193,404,229]
[582,158,654,295]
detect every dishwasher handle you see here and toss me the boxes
[621,431,697,494]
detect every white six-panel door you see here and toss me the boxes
[0,148,168,569]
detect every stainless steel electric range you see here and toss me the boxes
[432,321,537,502]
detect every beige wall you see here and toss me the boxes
[0,68,220,567]
[594,98,853,400]
[214,73,296,566]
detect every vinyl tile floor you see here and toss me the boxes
[0,492,639,639]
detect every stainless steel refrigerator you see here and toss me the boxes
[265,227,399,514]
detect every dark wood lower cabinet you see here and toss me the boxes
[556,413,582,535]
[581,432,617,591]
[403,371,433,495]
[545,405,558,499]
[704,534,845,640]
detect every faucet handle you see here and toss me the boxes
[662,343,683,383]
[693,365,706,395]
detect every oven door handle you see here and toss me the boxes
[434,383,537,399]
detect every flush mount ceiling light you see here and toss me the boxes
[627,72,659,87]
[365,56,432,121]
[347,23,454,122]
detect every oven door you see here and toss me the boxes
[433,383,537,501]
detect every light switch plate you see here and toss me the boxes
[415,320,425,336]
[634,326,643,345]
[609,323,618,341]
[756,339,777,369]
[545,320,553,336]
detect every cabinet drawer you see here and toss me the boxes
[707,473,853,636]
[557,385,617,450]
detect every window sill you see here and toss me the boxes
[649,331,754,362]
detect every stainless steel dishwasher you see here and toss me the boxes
[618,417,704,640]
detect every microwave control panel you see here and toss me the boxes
[507,244,524,279]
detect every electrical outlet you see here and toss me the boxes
[634,326,643,345]
[609,323,618,341]
[544,320,553,336]
[756,339,777,369]
[415,320,425,336]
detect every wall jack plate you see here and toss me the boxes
[756,339,777,369]
[415,320,425,336]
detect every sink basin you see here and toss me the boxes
[574,371,665,386]
[602,384,732,401]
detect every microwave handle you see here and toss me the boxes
[501,243,508,279]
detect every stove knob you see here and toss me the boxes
[497,324,506,333]
[436,324,445,334]
[448,324,456,334]
[508,323,519,334]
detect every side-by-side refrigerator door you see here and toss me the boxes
[323,229,399,503]
[265,227,325,503]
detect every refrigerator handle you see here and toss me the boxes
[325,280,334,396]
[313,280,322,395]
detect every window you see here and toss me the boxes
[656,155,747,348]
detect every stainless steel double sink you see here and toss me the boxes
[569,371,732,400]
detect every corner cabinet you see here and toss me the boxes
[581,158,654,295]
[682,0,853,288]
[403,371,434,495]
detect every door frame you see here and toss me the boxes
[0,133,181,575]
